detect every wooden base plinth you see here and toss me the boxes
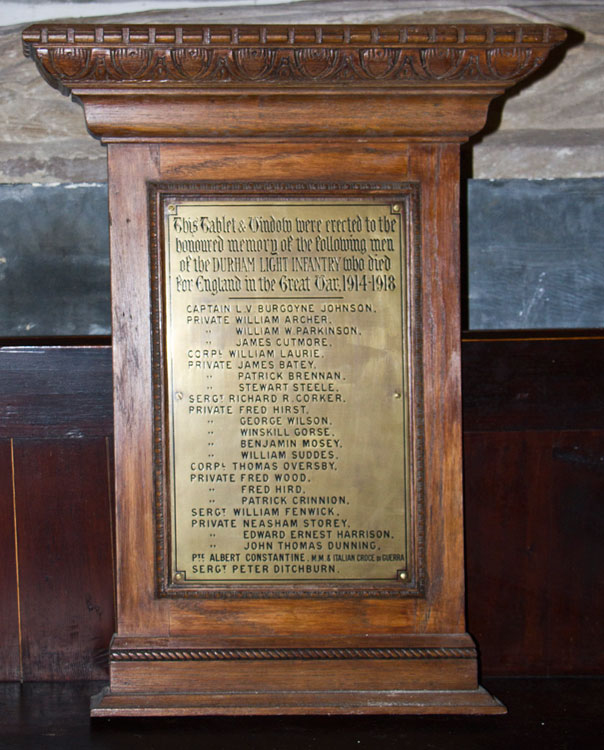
[90,634,505,717]
[91,686,505,716]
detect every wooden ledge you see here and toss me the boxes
[90,686,506,716]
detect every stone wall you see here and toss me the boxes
[1,0,602,333]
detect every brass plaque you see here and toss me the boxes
[161,196,412,585]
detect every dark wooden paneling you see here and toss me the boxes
[0,346,112,439]
[462,332,604,676]
[0,439,21,680]
[464,429,604,676]
[462,334,604,432]
[6,336,600,439]
[0,345,114,681]
[13,438,114,680]
[547,432,604,672]
[1,337,603,679]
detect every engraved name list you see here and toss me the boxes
[160,198,412,585]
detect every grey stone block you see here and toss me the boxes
[0,178,602,336]
[0,183,110,336]
[468,178,604,329]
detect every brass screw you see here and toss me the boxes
[168,204,176,213]
[393,391,401,399]
[399,571,407,581]
[176,391,184,400]
[392,204,400,212]
[174,572,184,582]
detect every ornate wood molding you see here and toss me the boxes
[23,23,565,92]
[110,646,477,661]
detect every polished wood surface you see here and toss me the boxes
[463,332,604,676]
[0,345,112,439]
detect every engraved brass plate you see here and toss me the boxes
[160,195,413,585]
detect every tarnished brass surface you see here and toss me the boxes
[163,199,410,583]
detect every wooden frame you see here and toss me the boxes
[23,22,565,716]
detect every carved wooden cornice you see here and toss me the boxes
[22,23,566,140]
[24,23,565,90]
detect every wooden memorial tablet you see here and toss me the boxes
[23,22,565,715]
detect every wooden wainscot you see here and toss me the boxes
[23,22,565,716]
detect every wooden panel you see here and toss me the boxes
[20,21,567,712]
[161,141,408,182]
[1,334,603,679]
[100,132,484,709]
[13,438,114,680]
[110,657,476,694]
[83,93,495,139]
[463,334,604,675]
[413,144,466,633]
[0,439,20,680]
[465,431,551,674]
[546,432,604,673]
[464,430,604,676]
[107,144,170,637]
[462,334,604,432]
[0,346,112,438]
[105,139,469,663]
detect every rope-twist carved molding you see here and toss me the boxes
[111,647,476,661]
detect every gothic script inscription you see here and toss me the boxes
[163,199,411,584]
